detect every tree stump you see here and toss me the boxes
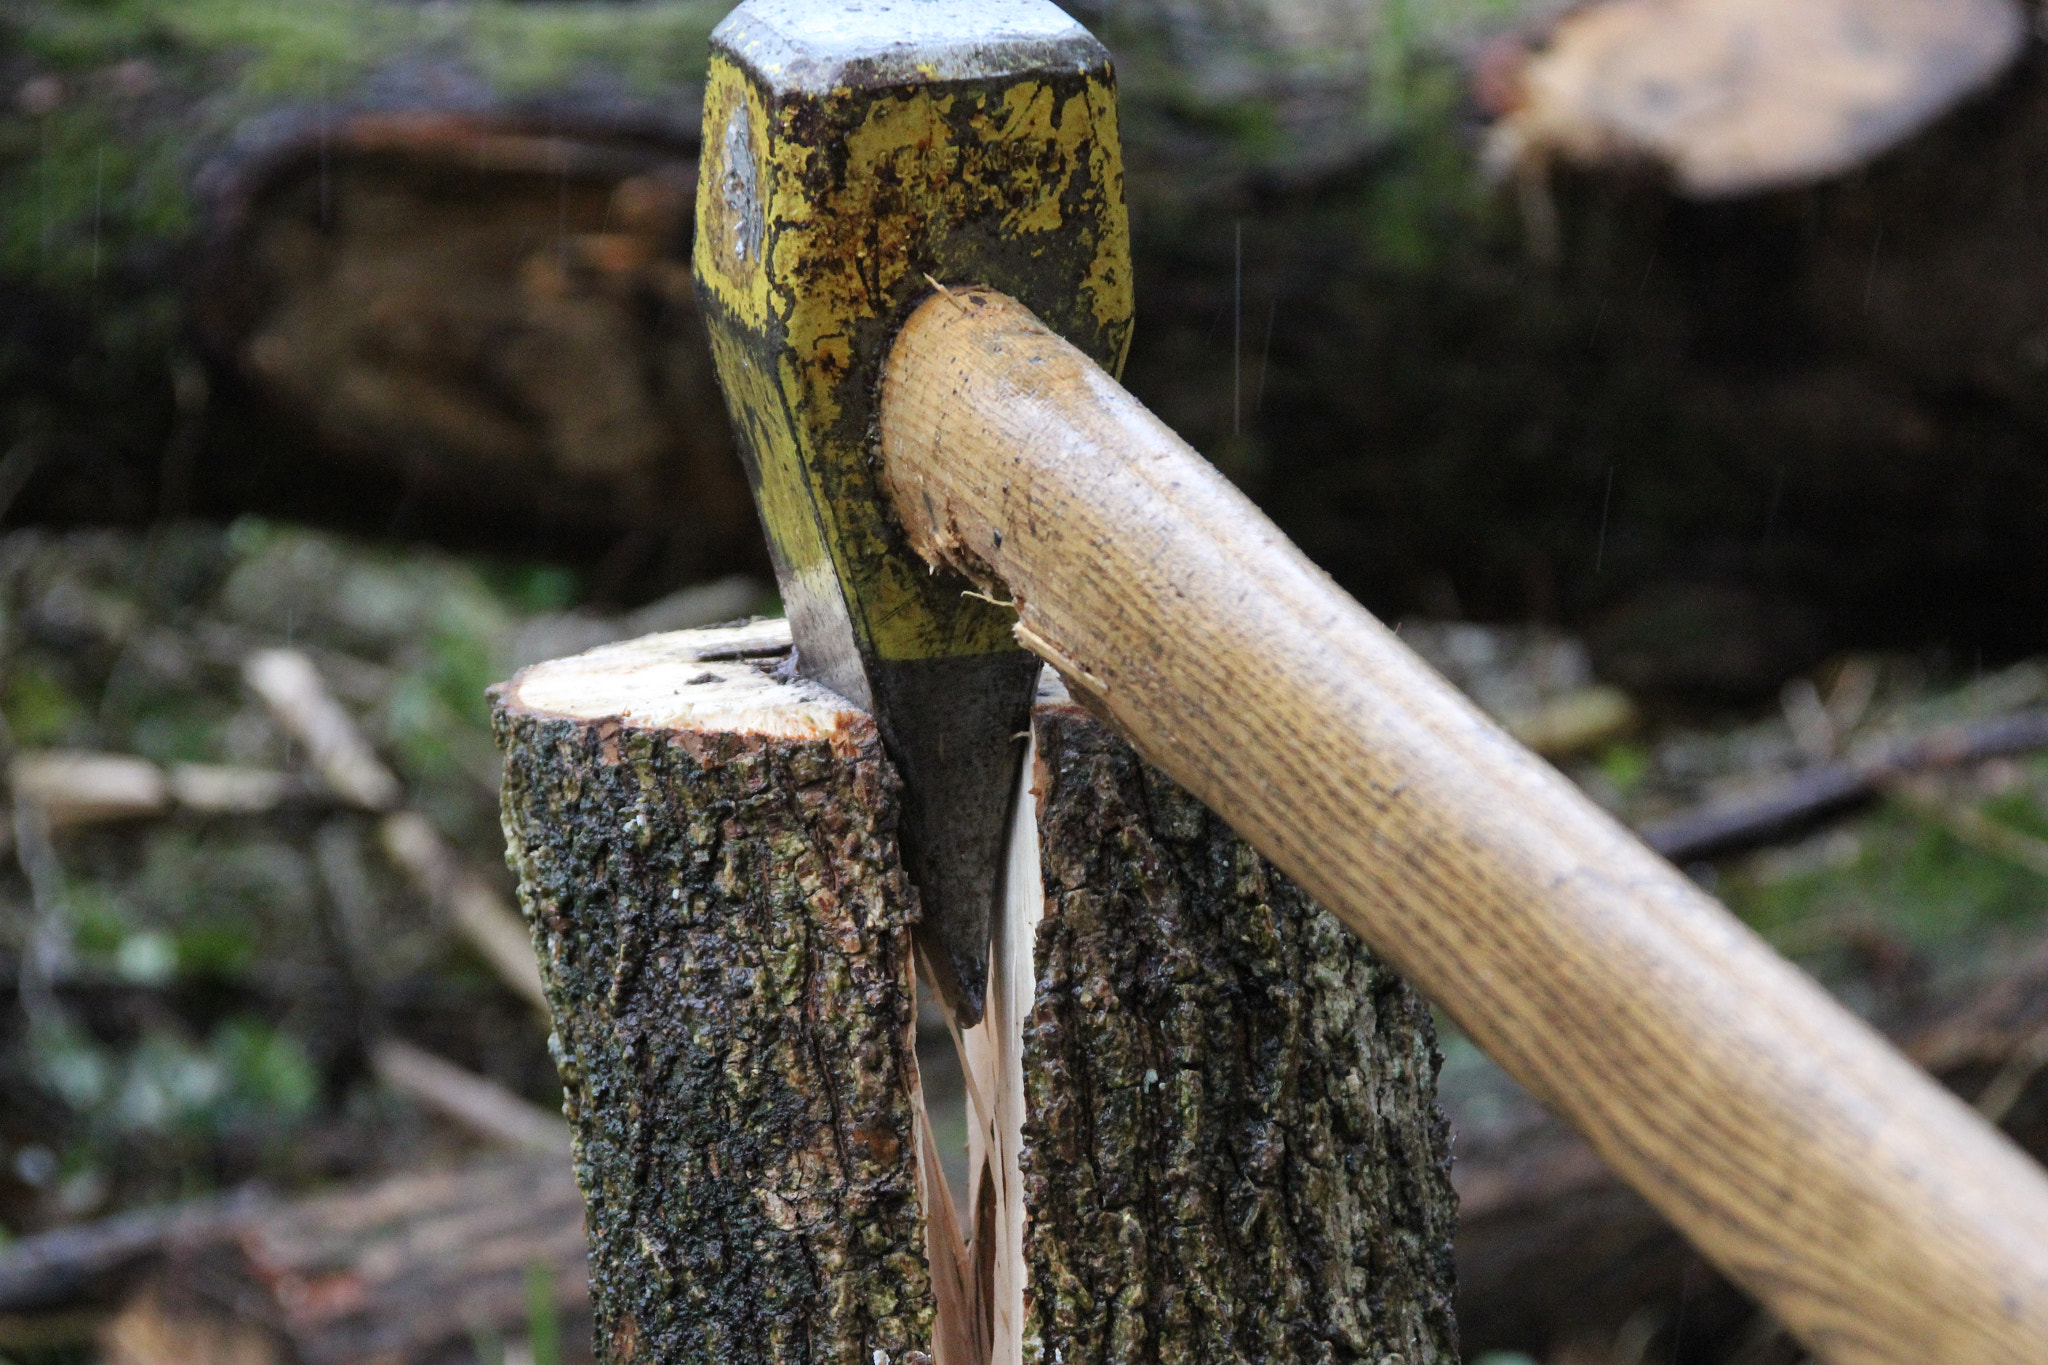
[493,621,1458,1365]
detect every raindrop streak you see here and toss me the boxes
[317,57,331,228]
[91,147,104,283]
[1761,465,1785,548]
[1232,221,1243,437]
[1255,295,1277,415]
[39,118,51,263]
[1863,224,1884,313]
[1595,463,1615,573]
[557,123,571,270]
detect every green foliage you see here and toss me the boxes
[481,561,581,617]
[1596,742,1650,793]
[3,661,83,746]
[524,1261,562,1365]
[17,0,727,95]
[28,1014,316,1141]
[1710,766,2048,1026]
[2,0,727,291]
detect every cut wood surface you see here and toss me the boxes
[878,284,2048,1365]
[492,622,1459,1364]
[1488,0,2025,196]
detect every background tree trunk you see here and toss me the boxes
[15,0,2048,662]
[492,622,1459,1364]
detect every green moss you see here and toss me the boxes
[1720,784,2048,1001]
[17,0,725,96]
[3,0,726,293]
[4,659,84,745]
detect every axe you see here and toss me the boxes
[690,3,2048,1362]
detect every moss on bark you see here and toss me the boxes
[494,634,933,1365]
[1021,702,1460,1365]
[492,627,1459,1364]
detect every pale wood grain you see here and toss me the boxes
[879,285,2048,1365]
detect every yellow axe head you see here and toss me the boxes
[692,0,1134,1023]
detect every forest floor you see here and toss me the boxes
[0,520,2043,1365]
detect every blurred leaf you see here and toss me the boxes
[4,661,81,745]
[212,1018,317,1123]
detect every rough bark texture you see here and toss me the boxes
[490,626,1459,1364]
[1021,702,1460,1365]
[492,644,933,1365]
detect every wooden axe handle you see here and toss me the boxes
[880,287,2048,1365]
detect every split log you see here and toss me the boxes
[1000,686,1460,1363]
[494,620,936,1364]
[96,1156,591,1365]
[492,622,1460,1363]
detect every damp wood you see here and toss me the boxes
[491,621,1460,1364]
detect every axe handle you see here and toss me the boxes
[879,287,2048,1365]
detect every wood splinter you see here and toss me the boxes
[493,621,1459,1365]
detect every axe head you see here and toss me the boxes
[692,0,1134,1024]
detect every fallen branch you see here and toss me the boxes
[96,1157,589,1365]
[243,650,403,812]
[369,1039,568,1154]
[1638,709,2048,862]
[378,812,547,1015]
[0,1192,268,1316]
[9,752,319,827]
[242,647,547,1014]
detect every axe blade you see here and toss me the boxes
[692,0,1135,1024]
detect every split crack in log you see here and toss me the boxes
[494,621,1458,1364]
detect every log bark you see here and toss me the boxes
[494,621,937,1365]
[491,622,1460,1364]
[1013,694,1460,1363]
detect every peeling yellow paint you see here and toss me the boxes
[693,49,1133,663]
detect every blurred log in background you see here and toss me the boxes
[5,0,2048,665]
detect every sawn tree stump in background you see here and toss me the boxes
[492,621,1458,1365]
